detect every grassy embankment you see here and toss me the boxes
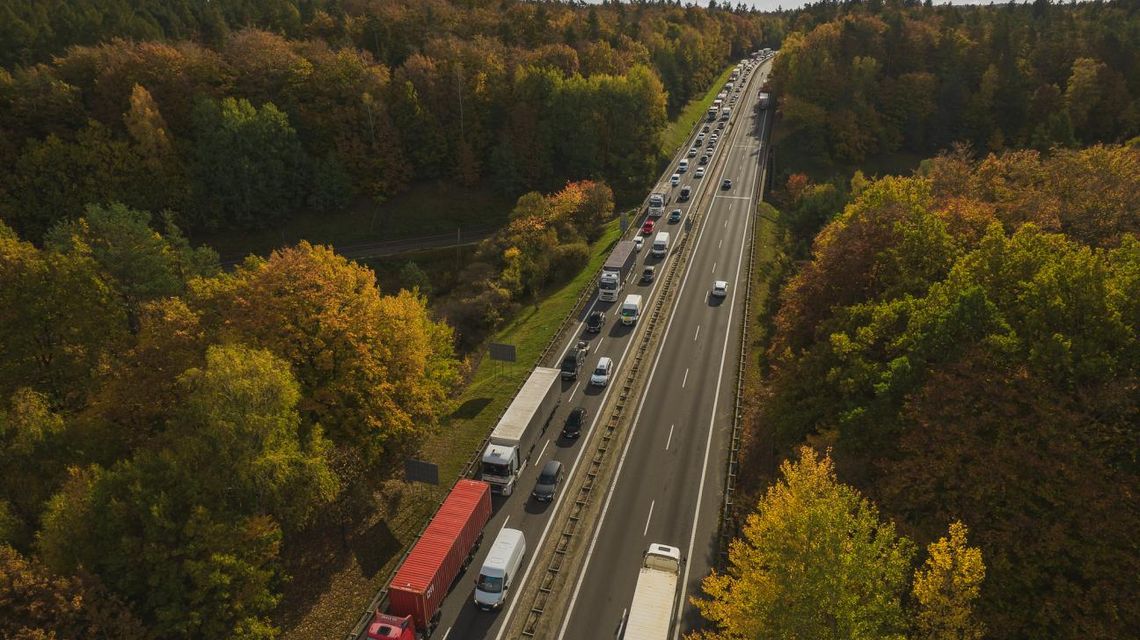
[278,219,621,639]
[659,65,736,158]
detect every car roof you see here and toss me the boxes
[715,280,728,287]
[598,357,612,366]
[541,460,562,475]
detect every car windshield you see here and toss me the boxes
[594,365,608,375]
[481,461,509,477]
[477,574,504,593]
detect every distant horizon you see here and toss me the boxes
[580,0,1026,11]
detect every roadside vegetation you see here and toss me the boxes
[660,65,736,158]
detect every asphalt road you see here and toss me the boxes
[361,56,772,640]
[555,61,772,640]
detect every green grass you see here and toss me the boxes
[277,219,622,640]
[659,65,736,157]
[195,181,514,260]
[421,218,622,482]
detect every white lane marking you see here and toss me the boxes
[556,69,759,640]
[534,439,551,467]
[694,325,701,341]
[571,382,581,397]
[712,262,717,273]
[724,219,728,228]
[672,108,766,640]
[718,239,722,249]
[666,424,675,450]
[501,516,510,529]
[644,500,655,536]
[495,209,679,640]
[682,368,689,388]
[714,195,752,201]
[442,628,452,640]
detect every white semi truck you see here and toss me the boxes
[620,544,683,640]
[599,240,637,302]
[647,192,667,218]
[480,367,561,495]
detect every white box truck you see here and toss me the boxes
[480,367,560,495]
[651,231,669,258]
[620,544,683,640]
[599,240,637,302]
[620,294,643,326]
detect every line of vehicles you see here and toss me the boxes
[365,48,772,640]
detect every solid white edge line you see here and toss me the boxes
[670,107,767,640]
[492,181,686,640]
[556,77,759,640]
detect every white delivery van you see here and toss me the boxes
[474,528,526,610]
[651,231,670,258]
[621,294,644,326]
[678,159,688,173]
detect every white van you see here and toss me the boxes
[678,159,688,173]
[651,231,670,258]
[474,528,526,610]
[621,294,643,326]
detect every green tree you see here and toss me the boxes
[693,447,914,640]
[912,522,986,640]
[189,97,308,231]
[45,203,219,328]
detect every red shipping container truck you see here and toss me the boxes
[379,479,493,636]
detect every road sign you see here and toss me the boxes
[404,459,439,485]
[488,342,516,362]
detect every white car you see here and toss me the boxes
[590,357,613,387]
[688,147,698,157]
[712,280,729,298]
[633,236,644,252]
[694,167,705,178]
[670,173,680,186]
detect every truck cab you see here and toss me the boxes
[366,613,417,640]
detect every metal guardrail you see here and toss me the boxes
[514,67,761,639]
[345,211,638,639]
[717,91,774,570]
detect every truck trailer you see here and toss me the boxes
[599,240,637,302]
[370,479,494,639]
[480,367,561,495]
[620,543,683,640]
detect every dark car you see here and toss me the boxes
[721,179,733,190]
[678,186,692,202]
[699,154,709,165]
[562,407,586,439]
[669,209,682,223]
[642,266,656,283]
[586,310,605,333]
[560,341,589,380]
[532,460,564,502]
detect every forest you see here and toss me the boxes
[697,3,1139,640]
[0,0,782,242]
[722,146,1139,639]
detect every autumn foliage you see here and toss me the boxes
[0,207,459,638]
[738,145,1139,640]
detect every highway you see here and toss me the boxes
[555,61,771,639]
[361,55,772,640]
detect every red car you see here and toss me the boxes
[641,220,655,235]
